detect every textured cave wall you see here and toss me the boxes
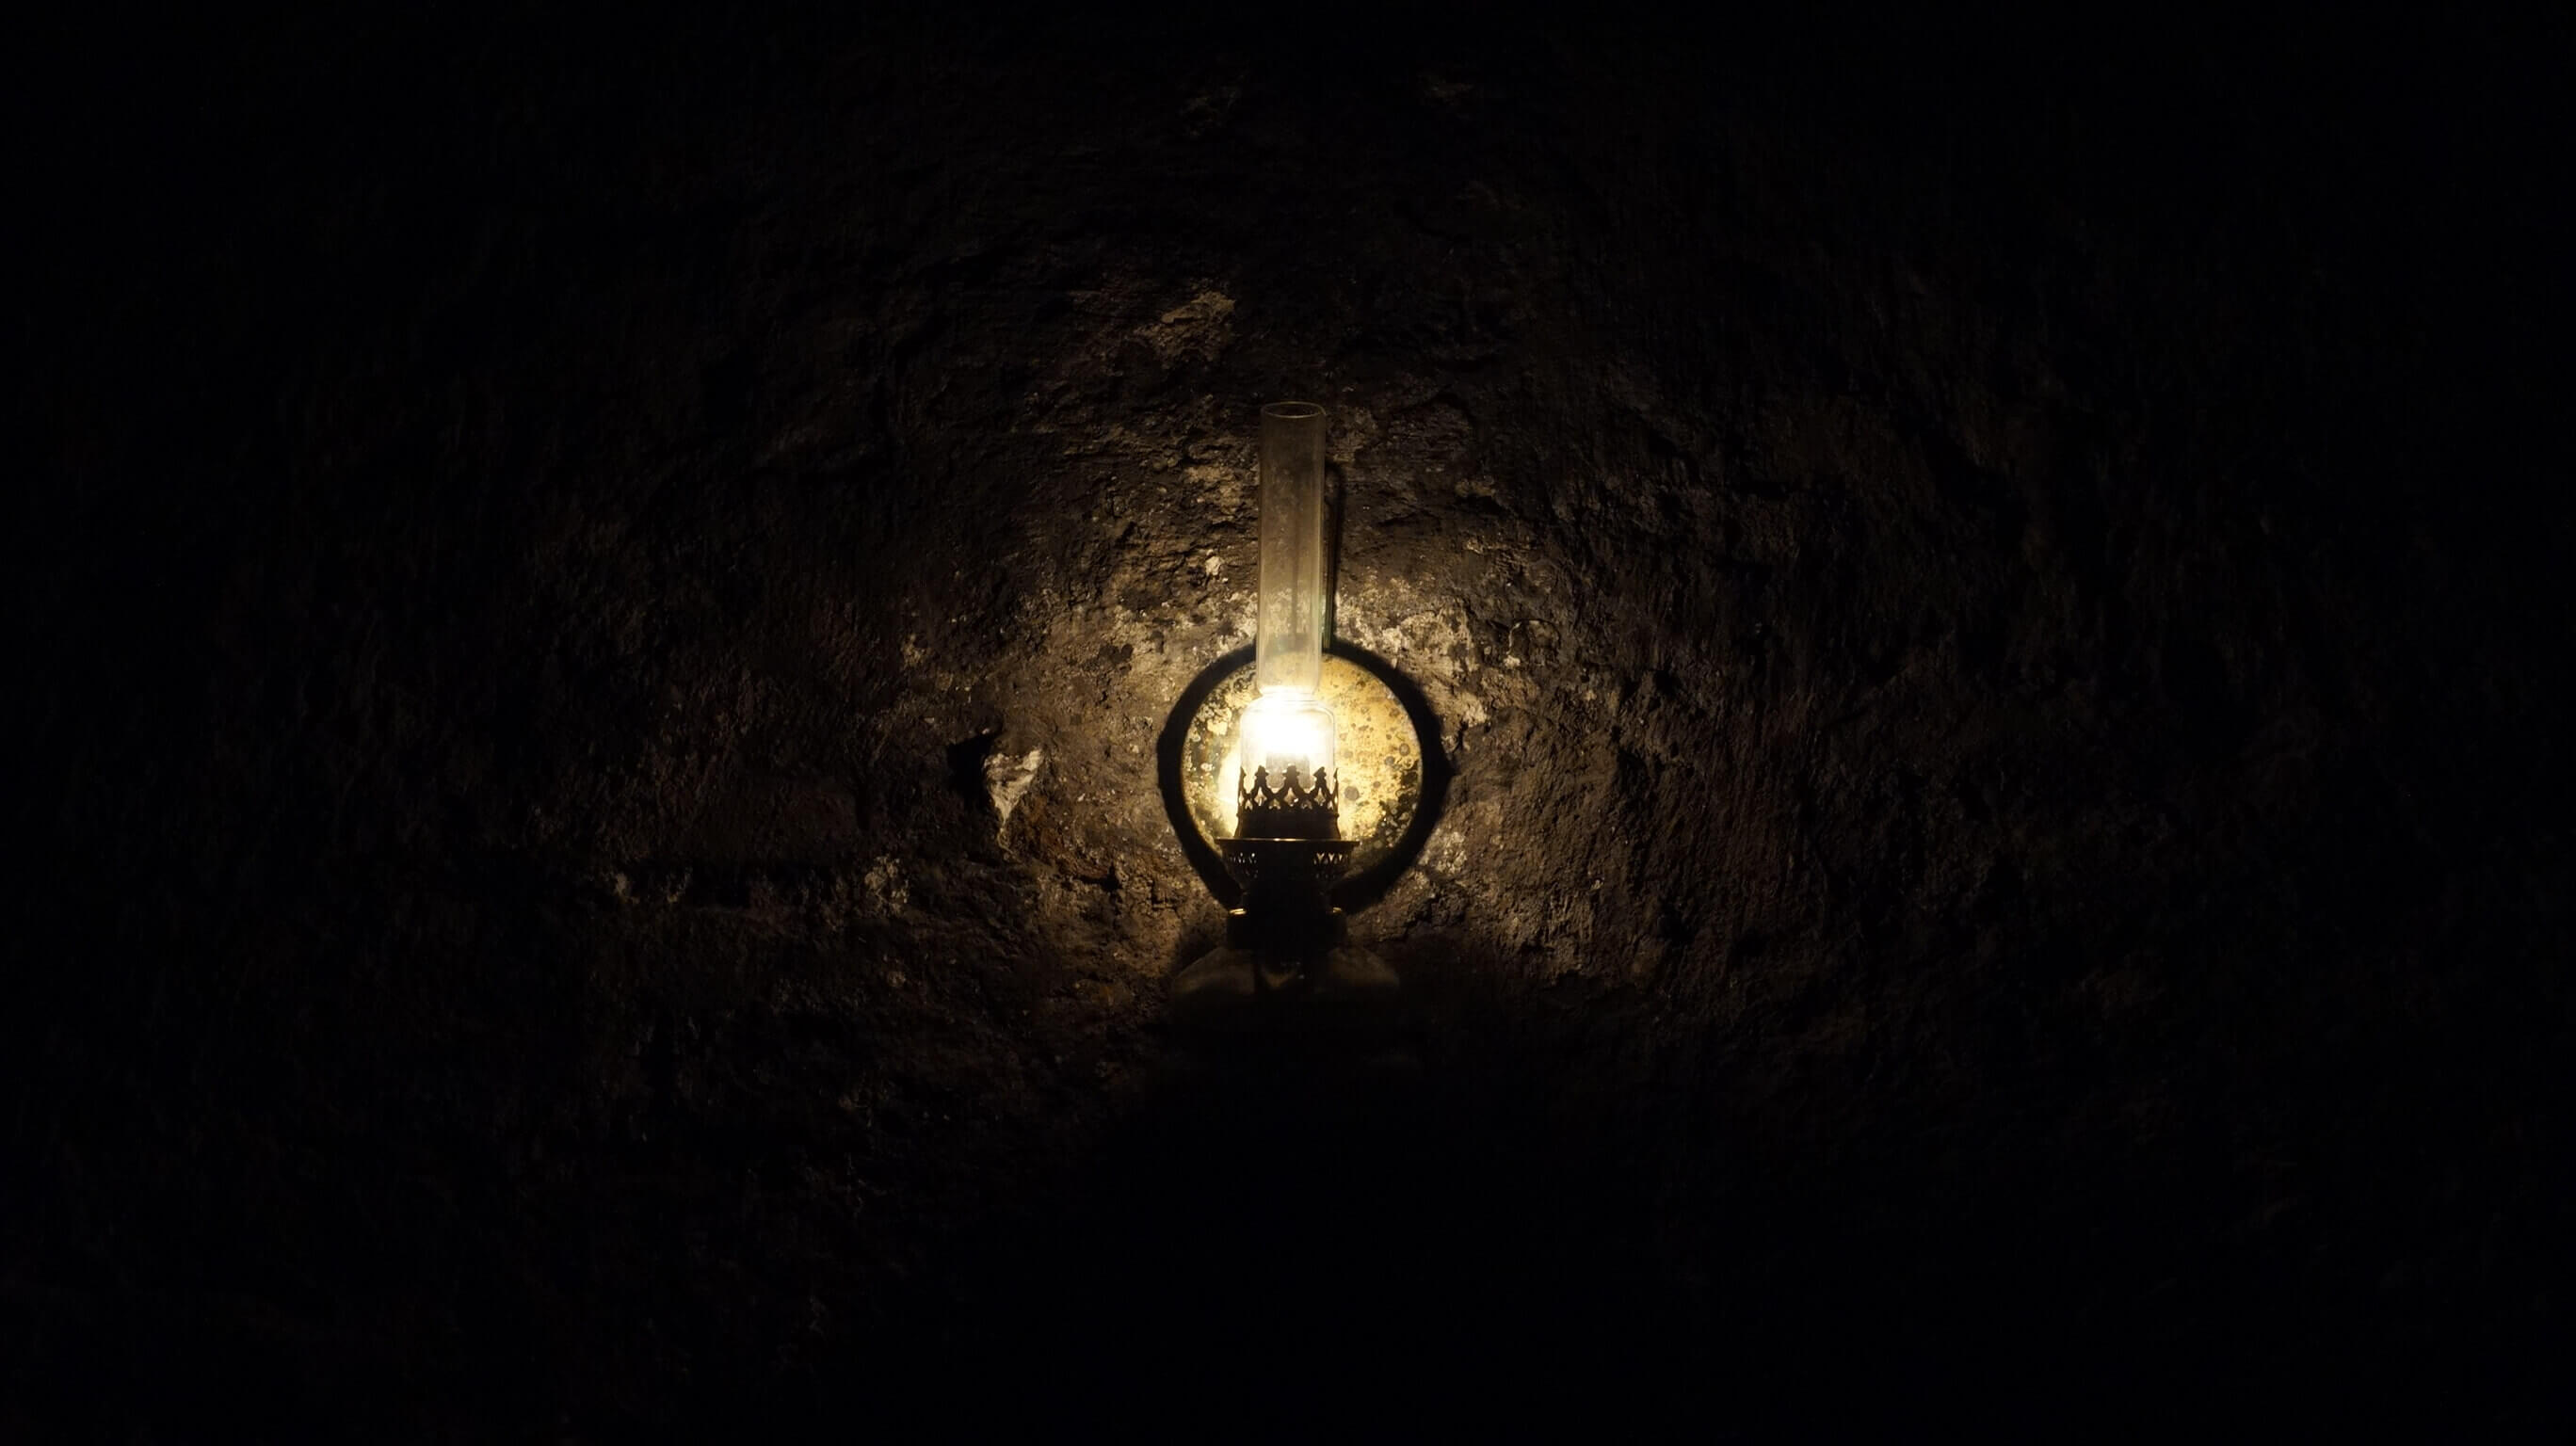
[11,8,2573,1436]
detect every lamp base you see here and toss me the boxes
[1167,940,1403,1046]
[1170,830,1401,1046]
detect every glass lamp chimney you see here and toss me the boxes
[1255,402,1328,696]
[1235,402,1338,839]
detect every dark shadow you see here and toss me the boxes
[1153,639,1452,914]
[1327,639,1453,912]
[1154,643,1254,909]
[1324,459,1345,648]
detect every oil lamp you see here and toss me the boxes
[1168,401,1397,1036]
[1220,402,1348,952]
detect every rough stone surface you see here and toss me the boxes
[9,8,2571,1437]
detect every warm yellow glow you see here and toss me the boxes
[1236,688,1337,798]
[1185,655,1421,867]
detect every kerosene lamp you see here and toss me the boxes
[1168,402,1397,1036]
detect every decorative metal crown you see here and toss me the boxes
[1240,764,1336,811]
[1236,764,1338,840]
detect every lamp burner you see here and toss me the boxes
[1236,764,1338,842]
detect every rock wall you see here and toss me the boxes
[10,8,2570,1435]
